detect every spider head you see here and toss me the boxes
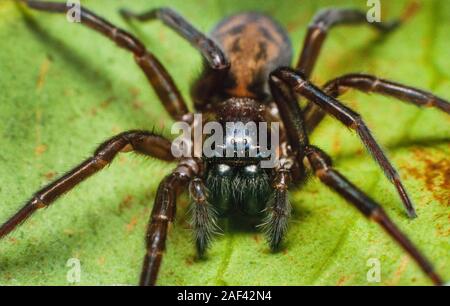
[202,97,277,167]
[200,97,276,215]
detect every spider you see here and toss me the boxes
[1,0,449,286]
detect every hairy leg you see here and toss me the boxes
[140,159,199,286]
[296,8,399,77]
[189,177,220,257]
[259,166,292,250]
[22,0,192,122]
[271,67,418,218]
[0,130,174,239]
[269,68,442,285]
[120,6,229,70]
[305,145,443,285]
[304,73,450,132]
[297,7,401,131]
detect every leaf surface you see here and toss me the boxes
[0,0,448,285]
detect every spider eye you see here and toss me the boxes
[243,164,258,174]
[217,164,231,174]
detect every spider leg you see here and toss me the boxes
[325,74,450,113]
[297,8,400,133]
[267,69,308,250]
[119,7,229,70]
[271,67,417,218]
[304,145,443,286]
[22,0,192,122]
[297,8,400,78]
[140,159,198,286]
[259,167,292,250]
[269,68,442,285]
[119,6,231,111]
[189,178,220,257]
[304,73,450,133]
[0,130,174,240]
[269,71,309,155]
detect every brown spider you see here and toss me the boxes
[1,0,449,286]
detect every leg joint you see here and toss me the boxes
[31,197,46,209]
[92,156,109,170]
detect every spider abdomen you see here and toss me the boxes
[193,12,292,105]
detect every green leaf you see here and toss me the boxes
[0,0,448,286]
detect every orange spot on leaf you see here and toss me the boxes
[403,147,450,206]
[44,171,56,180]
[35,144,47,156]
[36,57,51,91]
[126,216,138,233]
[119,195,134,213]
